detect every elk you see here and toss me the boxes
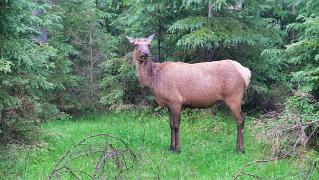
[126,34,251,153]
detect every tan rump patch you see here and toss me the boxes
[229,60,251,88]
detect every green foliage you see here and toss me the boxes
[255,0,319,169]
[1,2,319,172]
[100,56,137,105]
[286,91,319,121]
[99,0,291,109]
[181,108,203,123]
[263,0,319,96]
[246,82,290,110]
[49,0,110,111]
[168,16,207,33]
[254,90,319,158]
[177,28,219,48]
[286,15,319,93]
[166,0,289,109]
[170,1,282,50]
[0,143,46,178]
[0,0,66,144]
[1,112,309,179]
[0,58,13,73]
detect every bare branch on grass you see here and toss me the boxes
[48,133,137,180]
[233,153,289,180]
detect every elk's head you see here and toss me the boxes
[126,34,154,61]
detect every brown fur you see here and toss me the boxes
[127,35,251,153]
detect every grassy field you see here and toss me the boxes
[1,110,312,179]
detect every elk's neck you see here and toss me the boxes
[134,59,157,88]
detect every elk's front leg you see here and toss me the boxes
[168,104,182,153]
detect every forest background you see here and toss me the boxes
[0,0,318,178]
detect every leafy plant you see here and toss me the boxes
[253,91,319,157]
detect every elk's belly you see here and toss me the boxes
[177,78,224,106]
[153,86,224,108]
[182,92,223,108]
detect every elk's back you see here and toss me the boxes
[152,60,249,107]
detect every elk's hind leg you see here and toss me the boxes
[168,108,175,151]
[225,98,245,153]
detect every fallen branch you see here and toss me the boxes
[48,133,137,180]
[233,154,287,180]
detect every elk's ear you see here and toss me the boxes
[146,34,154,43]
[126,36,135,45]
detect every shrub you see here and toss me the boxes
[101,55,155,107]
[253,90,319,156]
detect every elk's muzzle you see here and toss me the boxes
[141,51,150,59]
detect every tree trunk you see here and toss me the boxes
[32,0,48,43]
[229,0,244,11]
[0,110,2,124]
[56,93,63,109]
[157,3,161,62]
[291,3,296,15]
[95,0,99,8]
[157,18,161,62]
[208,1,212,18]
[88,15,94,99]
[207,1,213,60]
[291,3,296,41]
[51,0,58,10]
[89,19,94,84]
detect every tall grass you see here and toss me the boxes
[1,110,307,179]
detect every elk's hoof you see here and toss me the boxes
[169,146,181,154]
[236,148,245,154]
[171,149,181,154]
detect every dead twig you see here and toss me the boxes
[234,136,302,180]
[48,133,137,180]
[233,154,288,180]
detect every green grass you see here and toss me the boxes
[1,111,311,179]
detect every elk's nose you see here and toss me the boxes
[142,51,149,56]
